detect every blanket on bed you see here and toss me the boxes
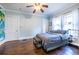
[36,33,62,43]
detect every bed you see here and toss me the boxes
[33,30,72,52]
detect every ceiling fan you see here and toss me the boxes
[26,3,48,13]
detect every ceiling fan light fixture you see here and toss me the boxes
[33,4,42,11]
[26,3,48,13]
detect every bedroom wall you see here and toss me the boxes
[1,9,48,43]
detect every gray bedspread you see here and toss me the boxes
[36,33,62,42]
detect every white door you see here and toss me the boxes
[5,13,19,41]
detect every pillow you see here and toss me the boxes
[49,30,67,34]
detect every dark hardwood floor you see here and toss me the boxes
[0,39,79,55]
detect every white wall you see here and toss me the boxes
[1,9,48,43]
[19,14,45,39]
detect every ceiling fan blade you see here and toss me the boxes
[26,5,33,7]
[33,9,36,13]
[42,5,48,8]
[40,8,44,13]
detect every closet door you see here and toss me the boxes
[5,13,19,41]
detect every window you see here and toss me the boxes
[63,12,73,30]
[63,12,74,35]
[52,16,61,30]
[52,9,79,42]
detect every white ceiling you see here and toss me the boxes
[0,3,77,16]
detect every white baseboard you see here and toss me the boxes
[19,36,34,40]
